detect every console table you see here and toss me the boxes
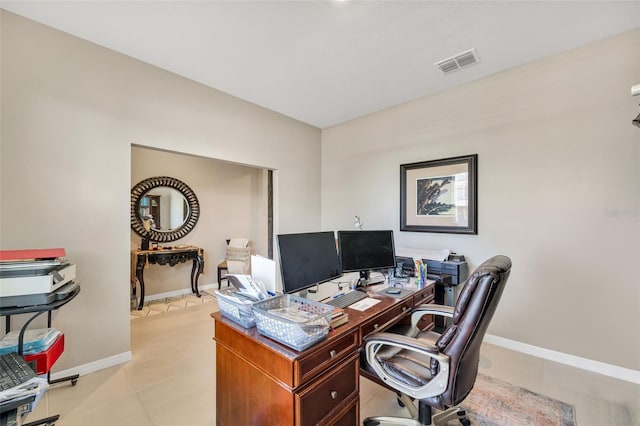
[212,283,434,425]
[132,246,204,310]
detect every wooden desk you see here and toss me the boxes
[132,246,204,310]
[212,283,434,426]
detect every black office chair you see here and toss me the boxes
[360,255,511,426]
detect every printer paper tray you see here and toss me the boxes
[0,281,79,308]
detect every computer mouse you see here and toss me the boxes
[385,288,402,295]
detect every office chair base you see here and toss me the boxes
[363,407,469,426]
[397,393,418,418]
[363,416,422,426]
[432,407,469,426]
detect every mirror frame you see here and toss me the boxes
[130,176,200,243]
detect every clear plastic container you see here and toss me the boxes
[215,288,257,328]
[251,295,333,351]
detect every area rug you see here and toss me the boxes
[130,288,217,319]
[462,374,576,426]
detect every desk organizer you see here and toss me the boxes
[215,288,257,328]
[252,295,333,351]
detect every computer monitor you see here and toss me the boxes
[337,230,396,286]
[277,231,342,295]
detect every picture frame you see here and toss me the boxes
[400,154,477,234]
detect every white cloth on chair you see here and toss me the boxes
[225,239,251,274]
[228,238,249,248]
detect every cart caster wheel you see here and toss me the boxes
[71,378,78,386]
[459,418,471,426]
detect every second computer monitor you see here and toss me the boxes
[338,230,396,286]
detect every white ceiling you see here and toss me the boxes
[2,1,639,128]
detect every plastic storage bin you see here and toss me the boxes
[252,295,333,351]
[24,334,64,375]
[215,288,257,328]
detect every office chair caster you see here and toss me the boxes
[456,408,470,426]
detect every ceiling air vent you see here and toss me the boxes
[435,48,480,75]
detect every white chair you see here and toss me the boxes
[217,238,251,289]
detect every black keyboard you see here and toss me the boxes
[0,352,36,391]
[326,291,368,309]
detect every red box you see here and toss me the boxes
[0,248,66,261]
[24,334,64,375]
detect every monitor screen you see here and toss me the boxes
[277,231,342,294]
[338,230,396,277]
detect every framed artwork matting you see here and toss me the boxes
[400,154,477,234]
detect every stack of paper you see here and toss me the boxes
[0,376,48,405]
[0,328,62,355]
[330,308,349,329]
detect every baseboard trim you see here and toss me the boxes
[50,332,638,386]
[56,284,220,380]
[485,334,640,384]
[144,282,218,302]
[50,351,132,381]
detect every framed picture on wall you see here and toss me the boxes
[400,154,477,234]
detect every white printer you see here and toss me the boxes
[0,249,77,308]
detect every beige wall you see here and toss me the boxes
[0,11,321,371]
[2,8,638,377]
[322,29,640,371]
[131,146,268,295]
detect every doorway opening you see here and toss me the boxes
[130,145,274,320]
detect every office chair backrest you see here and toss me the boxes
[426,255,511,410]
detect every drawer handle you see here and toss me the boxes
[329,350,337,358]
[373,323,379,329]
[402,306,410,312]
[331,391,338,399]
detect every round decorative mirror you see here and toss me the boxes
[131,176,200,243]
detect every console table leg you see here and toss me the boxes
[135,258,146,310]
[190,259,198,296]
[191,256,203,297]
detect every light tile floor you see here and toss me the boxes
[27,301,638,425]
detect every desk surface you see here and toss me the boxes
[212,282,435,425]
[212,280,435,359]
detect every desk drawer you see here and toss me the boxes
[326,397,358,426]
[297,353,358,426]
[297,331,358,385]
[361,301,412,338]
[413,284,435,306]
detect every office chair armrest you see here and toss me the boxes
[410,304,454,331]
[365,332,440,354]
[365,332,450,399]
